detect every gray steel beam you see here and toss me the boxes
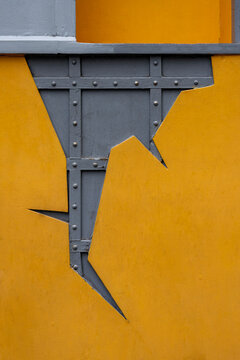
[2,42,240,54]
[67,159,108,170]
[34,76,213,89]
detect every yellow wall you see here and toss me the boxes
[0,56,150,360]
[1,55,240,359]
[90,55,240,359]
[76,0,232,43]
[220,0,232,42]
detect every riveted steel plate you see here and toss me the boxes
[27,54,214,311]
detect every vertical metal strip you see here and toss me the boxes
[69,169,81,241]
[69,89,81,158]
[69,56,83,275]
[149,56,163,161]
[69,55,81,159]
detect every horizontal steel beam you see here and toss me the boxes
[1,41,240,54]
[35,76,213,89]
[70,239,91,252]
[67,158,108,170]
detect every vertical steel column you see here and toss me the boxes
[149,56,163,161]
[69,56,83,275]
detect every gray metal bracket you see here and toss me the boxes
[28,53,214,314]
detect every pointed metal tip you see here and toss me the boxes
[29,209,69,223]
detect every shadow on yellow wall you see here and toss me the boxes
[76,0,232,43]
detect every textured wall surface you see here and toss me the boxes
[91,55,240,359]
[76,0,232,43]
[1,55,240,359]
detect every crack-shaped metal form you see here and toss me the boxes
[27,54,213,314]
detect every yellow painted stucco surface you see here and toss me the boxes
[1,55,240,359]
[90,55,240,359]
[0,57,151,360]
[76,0,232,43]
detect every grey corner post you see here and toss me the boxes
[233,0,240,42]
[0,0,76,40]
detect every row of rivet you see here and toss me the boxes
[51,79,199,88]
[150,59,161,126]
[71,172,78,233]
[152,99,160,127]
[71,172,79,233]
[71,161,99,168]
[92,80,140,87]
[70,58,81,271]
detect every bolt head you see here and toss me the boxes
[72,162,77,167]
[73,183,78,189]
[73,264,78,270]
[153,101,159,106]
[113,81,118,86]
[153,80,158,86]
[93,81,98,87]
[72,59,77,65]
[72,81,77,86]
[93,162,98,168]
[134,81,139,86]
[153,121,159,126]
[72,225,77,230]
[194,80,199,85]
[73,142,78,147]
[73,121,78,126]
[51,81,56,87]
[153,60,158,66]
[73,100,78,106]
[72,203,77,209]
[174,80,179,86]
[72,244,78,250]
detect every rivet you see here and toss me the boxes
[174,80,179,86]
[73,264,78,270]
[134,81,139,86]
[93,81,98,87]
[93,162,98,168]
[72,203,77,209]
[72,81,77,86]
[153,60,158,66]
[153,100,159,106]
[153,80,158,86]
[153,121,159,126]
[73,121,77,126]
[73,100,78,106]
[72,162,77,167]
[51,81,56,87]
[113,81,118,86]
[72,244,78,250]
[73,142,78,147]
[72,59,77,65]
[73,183,78,189]
[194,80,199,85]
[72,225,77,230]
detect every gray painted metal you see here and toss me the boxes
[34,76,213,89]
[30,209,69,222]
[27,54,213,312]
[3,42,240,54]
[0,0,75,38]
[67,159,107,170]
